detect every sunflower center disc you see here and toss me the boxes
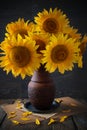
[51,45,68,63]
[9,46,30,67]
[43,18,58,33]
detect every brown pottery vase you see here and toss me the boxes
[28,65,55,110]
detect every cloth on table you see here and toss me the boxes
[1,97,87,124]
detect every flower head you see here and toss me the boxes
[64,26,82,40]
[34,8,69,35]
[42,34,81,73]
[5,18,35,38]
[27,31,50,54]
[0,35,40,79]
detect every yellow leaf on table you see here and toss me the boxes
[8,114,17,119]
[22,111,32,117]
[35,118,40,125]
[12,120,20,125]
[55,99,63,104]
[48,118,55,125]
[16,103,22,109]
[10,111,16,115]
[16,106,23,109]
[16,100,22,109]
[59,116,68,122]
[21,117,30,121]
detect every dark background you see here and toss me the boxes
[0,0,87,100]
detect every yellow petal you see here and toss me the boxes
[35,118,40,125]
[8,114,17,119]
[22,111,32,117]
[59,116,68,122]
[10,111,16,115]
[48,118,55,125]
[16,101,22,109]
[21,117,30,121]
[55,99,63,103]
[16,106,22,109]
[12,120,20,125]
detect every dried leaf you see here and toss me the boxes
[59,116,68,122]
[12,120,20,125]
[10,111,16,115]
[8,114,17,119]
[35,118,40,125]
[16,106,22,109]
[16,100,22,109]
[16,104,22,109]
[55,99,63,104]
[21,117,30,121]
[22,111,32,117]
[48,118,55,125]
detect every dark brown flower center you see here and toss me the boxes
[36,39,46,53]
[9,46,30,67]
[43,18,58,33]
[51,45,68,63]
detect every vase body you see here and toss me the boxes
[28,65,55,110]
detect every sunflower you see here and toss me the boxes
[64,26,82,40]
[79,35,87,55]
[27,32,50,53]
[34,8,69,34]
[42,34,81,74]
[0,35,40,79]
[5,18,35,38]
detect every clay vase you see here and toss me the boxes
[28,65,55,110]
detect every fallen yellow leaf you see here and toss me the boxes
[12,120,20,125]
[22,111,32,117]
[10,111,16,115]
[48,118,55,125]
[55,99,63,104]
[16,106,22,109]
[21,117,30,121]
[16,100,22,109]
[8,114,17,119]
[59,116,68,122]
[35,118,40,125]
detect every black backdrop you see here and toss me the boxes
[0,0,87,100]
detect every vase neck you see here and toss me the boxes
[31,65,52,83]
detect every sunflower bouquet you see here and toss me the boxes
[0,8,87,79]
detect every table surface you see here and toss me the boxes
[0,98,87,130]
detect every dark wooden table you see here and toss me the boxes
[0,99,87,130]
